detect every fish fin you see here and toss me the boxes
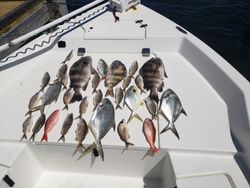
[41,133,48,142]
[54,78,60,83]
[105,88,114,97]
[181,107,187,116]
[115,104,122,110]
[72,143,85,156]
[72,90,82,102]
[112,120,116,132]
[127,112,143,124]
[25,111,32,116]
[159,82,164,92]
[30,105,45,115]
[96,142,104,161]
[149,92,159,104]
[57,135,65,143]
[29,133,36,142]
[125,141,134,148]
[20,134,27,141]
[77,142,97,160]
[160,124,180,140]
[150,144,159,155]
[164,69,168,78]
[62,105,68,111]
[75,115,81,120]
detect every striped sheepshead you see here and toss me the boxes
[158,89,187,139]
[105,60,127,97]
[69,56,93,102]
[124,85,144,123]
[78,98,115,161]
[139,57,167,103]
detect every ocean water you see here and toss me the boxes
[66,0,250,81]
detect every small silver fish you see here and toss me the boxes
[73,118,89,156]
[135,74,146,94]
[29,114,46,141]
[60,73,68,90]
[93,89,103,112]
[124,85,144,123]
[58,113,74,143]
[26,91,42,115]
[129,61,138,78]
[56,64,67,80]
[97,59,108,80]
[144,97,158,120]
[62,88,74,110]
[122,75,132,91]
[78,98,115,161]
[40,72,50,92]
[158,89,187,139]
[117,119,134,148]
[20,115,33,141]
[92,69,100,94]
[75,96,89,119]
[61,50,73,64]
[115,87,123,110]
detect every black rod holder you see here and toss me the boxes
[3,175,15,187]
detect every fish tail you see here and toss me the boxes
[75,115,82,120]
[105,88,114,97]
[62,105,68,111]
[181,107,187,116]
[127,112,143,124]
[96,141,104,161]
[77,142,99,160]
[25,111,32,116]
[29,133,36,142]
[31,105,45,115]
[150,144,159,155]
[72,90,82,102]
[41,133,48,142]
[141,89,146,94]
[72,143,85,156]
[62,86,67,90]
[125,141,134,148]
[149,91,159,104]
[57,135,65,143]
[115,104,122,110]
[92,89,97,94]
[20,134,27,141]
[160,123,180,140]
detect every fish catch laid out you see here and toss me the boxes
[58,113,74,143]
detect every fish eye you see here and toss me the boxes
[99,103,104,108]
[132,89,137,93]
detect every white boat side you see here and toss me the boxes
[0,1,249,188]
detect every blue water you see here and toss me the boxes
[66,0,250,81]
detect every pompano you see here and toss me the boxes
[61,50,73,64]
[58,113,73,143]
[115,87,123,110]
[97,59,108,80]
[135,74,146,94]
[75,96,89,119]
[91,69,100,94]
[29,114,46,141]
[93,89,103,112]
[62,88,74,110]
[26,91,42,115]
[122,75,132,91]
[20,115,33,141]
[105,60,127,97]
[158,89,187,139]
[40,72,50,92]
[143,118,159,154]
[128,61,138,78]
[78,98,115,161]
[124,85,144,123]
[69,56,93,102]
[73,118,89,156]
[144,97,158,120]
[139,57,167,103]
[117,119,134,148]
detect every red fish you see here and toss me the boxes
[41,109,60,142]
[142,118,159,154]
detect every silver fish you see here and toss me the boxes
[73,118,89,156]
[117,119,134,148]
[139,57,167,103]
[123,85,144,123]
[61,50,73,64]
[92,69,100,94]
[60,73,68,90]
[78,98,115,161]
[144,97,158,120]
[26,91,42,115]
[93,89,103,112]
[56,64,68,80]
[69,56,93,102]
[58,113,74,143]
[29,114,46,141]
[158,89,187,139]
[135,74,146,94]
[129,61,138,78]
[122,75,132,91]
[105,60,127,97]
[115,87,123,110]
[62,88,74,110]
[20,115,33,141]
[75,96,89,119]
[40,72,50,92]
[97,59,108,80]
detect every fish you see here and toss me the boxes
[78,98,115,161]
[25,91,42,115]
[122,75,132,91]
[20,115,33,141]
[128,61,138,78]
[158,89,187,139]
[41,109,60,142]
[62,88,74,110]
[29,114,46,141]
[91,69,100,94]
[144,97,158,120]
[135,74,146,94]
[69,56,93,102]
[40,72,50,92]
[56,64,67,80]
[114,87,123,110]
[93,89,103,112]
[60,73,68,90]
[75,96,89,119]
[97,59,108,80]
[117,119,134,148]
[123,85,144,123]
[105,60,127,97]
[139,57,167,103]
[61,50,73,64]
[58,113,74,143]
[142,118,159,154]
